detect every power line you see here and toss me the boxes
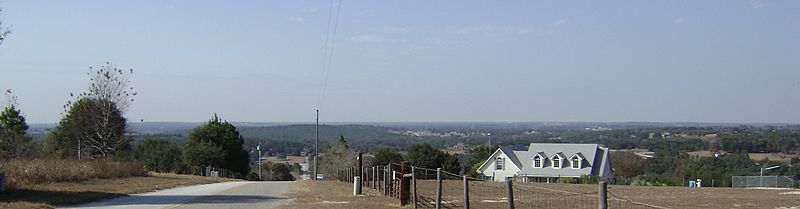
[314,0,343,181]
[316,0,343,109]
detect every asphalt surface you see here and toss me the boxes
[61,181,293,209]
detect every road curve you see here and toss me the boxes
[61,181,293,209]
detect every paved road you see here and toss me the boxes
[61,181,293,209]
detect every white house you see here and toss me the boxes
[477,143,613,182]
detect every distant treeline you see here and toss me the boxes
[134,124,800,158]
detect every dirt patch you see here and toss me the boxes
[749,153,799,163]
[263,156,307,165]
[511,182,800,209]
[276,180,404,209]
[289,179,800,209]
[410,180,800,209]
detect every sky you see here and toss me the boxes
[0,0,798,124]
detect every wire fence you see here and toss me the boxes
[731,176,796,188]
[334,163,665,209]
[201,166,240,179]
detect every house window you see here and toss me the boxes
[571,157,581,169]
[495,157,504,170]
[533,156,543,168]
[552,157,561,168]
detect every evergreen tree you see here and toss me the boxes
[44,63,136,159]
[134,138,182,172]
[371,147,404,167]
[0,90,36,158]
[407,143,446,169]
[182,114,250,176]
[44,98,128,158]
[0,104,35,158]
[442,153,462,174]
[319,135,355,178]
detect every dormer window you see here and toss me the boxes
[495,157,504,170]
[569,153,585,169]
[551,153,565,169]
[552,157,561,168]
[533,155,543,168]
[571,156,581,169]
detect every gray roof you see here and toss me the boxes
[512,143,609,177]
[499,147,523,169]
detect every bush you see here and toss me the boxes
[257,162,295,181]
[630,174,674,186]
[0,158,147,189]
[134,139,182,173]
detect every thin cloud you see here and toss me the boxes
[751,0,767,8]
[301,8,319,13]
[377,26,415,34]
[446,25,537,37]
[551,19,568,26]
[350,34,387,43]
[516,28,533,35]
[288,17,305,23]
[447,25,493,34]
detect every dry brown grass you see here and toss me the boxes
[427,180,800,209]
[0,172,236,209]
[276,180,403,209]
[749,152,799,163]
[525,182,800,209]
[263,156,306,165]
[282,179,800,209]
[0,158,147,189]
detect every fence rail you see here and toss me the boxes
[333,163,663,209]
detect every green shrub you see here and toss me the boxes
[630,174,674,186]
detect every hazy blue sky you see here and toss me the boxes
[0,0,798,123]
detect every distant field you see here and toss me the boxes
[688,150,798,163]
[263,156,307,165]
[749,152,799,163]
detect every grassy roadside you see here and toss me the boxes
[276,180,403,209]
[0,172,237,209]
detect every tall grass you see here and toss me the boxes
[0,158,148,189]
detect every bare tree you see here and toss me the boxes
[57,62,136,159]
[73,98,127,158]
[0,8,10,46]
[79,62,136,112]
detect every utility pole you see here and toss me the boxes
[257,142,262,180]
[314,109,319,180]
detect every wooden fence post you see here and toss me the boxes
[464,175,470,209]
[386,163,394,197]
[435,168,442,209]
[384,165,389,196]
[598,181,608,209]
[506,179,514,209]
[400,162,410,206]
[357,153,363,195]
[412,166,417,209]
